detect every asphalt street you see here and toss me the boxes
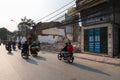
[0,44,120,80]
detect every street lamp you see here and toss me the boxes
[11,19,18,25]
[11,19,20,42]
[11,19,20,31]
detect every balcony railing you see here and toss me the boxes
[76,0,109,11]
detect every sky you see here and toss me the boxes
[0,0,75,32]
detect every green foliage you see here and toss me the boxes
[19,17,35,30]
[0,27,13,41]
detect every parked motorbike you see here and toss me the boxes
[58,51,74,63]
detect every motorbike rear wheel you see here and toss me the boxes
[32,54,37,57]
[30,49,38,57]
[68,56,74,63]
[21,51,29,59]
[58,54,62,60]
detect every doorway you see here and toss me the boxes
[118,28,120,54]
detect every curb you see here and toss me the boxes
[74,54,120,66]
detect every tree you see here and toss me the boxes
[0,27,13,42]
[18,17,36,44]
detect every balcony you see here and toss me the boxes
[76,0,109,11]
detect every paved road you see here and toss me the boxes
[0,44,120,80]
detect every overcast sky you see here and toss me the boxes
[0,0,75,32]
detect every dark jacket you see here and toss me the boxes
[22,42,29,51]
[62,45,68,52]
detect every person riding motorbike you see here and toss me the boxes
[5,41,12,53]
[67,42,73,57]
[30,41,40,56]
[58,42,74,62]
[61,43,68,52]
[61,42,73,56]
[12,41,16,50]
[18,41,21,50]
[60,43,68,59]
[21,41,29,56]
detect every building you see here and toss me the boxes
[63,7,80,42]
[76,0,120,57]
[35,22,64,43]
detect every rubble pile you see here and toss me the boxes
[40,42,81,53]
[72,42,81,53]
[40,43,64,52]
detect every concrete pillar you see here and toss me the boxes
[73,24,79,42]
[81,26,84,53]
[108,25,113,57]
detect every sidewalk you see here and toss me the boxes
[74,53,120,66]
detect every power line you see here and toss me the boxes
[35,0,75,22]
[53,15,65,22]
[51,6,80,22]
[44,4,76,22]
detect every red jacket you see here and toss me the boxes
[67,44,73,53]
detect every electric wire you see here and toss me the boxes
[35,0,75,22]
[43,4,76,22]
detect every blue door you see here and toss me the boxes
[89,29,94,52]
[94,28,100,53]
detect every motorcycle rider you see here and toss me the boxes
[21,41,29,56]
[5,41,12,53]
[18,41,21,50]
[12,41,16,50]
[30,40,40,56]
[67,42,73,57]
[60,42,68,59]
[61,43,68,52]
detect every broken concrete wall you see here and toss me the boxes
[38,35,63,44]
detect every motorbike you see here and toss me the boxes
[30,46,40,57]
[21,49,29,59]
[5,45,12,53]
[12,45,16,51]
[58,51,74,63]
[18,45,21,50]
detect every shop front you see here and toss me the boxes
[119,29,120,56]
[84,27,108,54]
[76,0,120,57]
[113,26,120,57]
